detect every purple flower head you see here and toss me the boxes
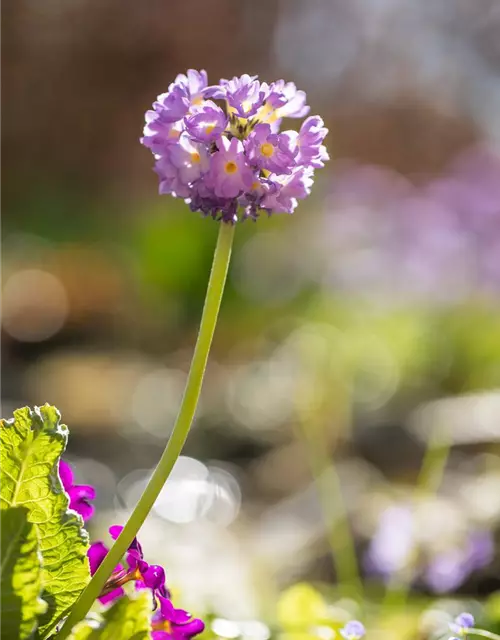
[208,136,254,198]
[185,101,228,143]
[151,597,205,640]
[59,460,96,522]
[245,124,297,175]
[340,621,366,639]
[449,613,475,635]
[142,70,327,221]
[87,526,168,604]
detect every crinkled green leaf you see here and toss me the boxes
[0,405,90,638]
[1,506,47,639]
[68,592,152,640]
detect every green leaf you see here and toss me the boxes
[69,591,152,640]
[1,506,47,639]
[0,405,90,638]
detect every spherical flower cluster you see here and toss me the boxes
[141,70,328,222]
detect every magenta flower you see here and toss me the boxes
[151,596,205,640]
[59,460,95,522]
[141,69,328,222]
[88,526,168,604]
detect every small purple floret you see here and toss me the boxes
[185,102,228,143]
[449,613,475,635]
[208,136,254,199]
[340,621,366,639]
[245,124,297,174]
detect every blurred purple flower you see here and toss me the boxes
[59,460,95,522]
[340,621,365,639]
[364,505,414,578]
[365,504,494,593]
[449,612,475,636]
[425,530,494,593]
[323,146,500,302]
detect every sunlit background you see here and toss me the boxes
[3,0,500,637]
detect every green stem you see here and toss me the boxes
[58,222,235,638]
[467,629,500,640]
[381,427,451,611]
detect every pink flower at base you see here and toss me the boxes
[59,460,95,521]
[87,526,168,605]
[151,596,205,640]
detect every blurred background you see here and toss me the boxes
[3,0,500,636]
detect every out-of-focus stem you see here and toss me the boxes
[295,380,363,602]
[381,427,451,611]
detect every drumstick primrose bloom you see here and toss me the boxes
[59,71,328,638]
[141,70,328,222]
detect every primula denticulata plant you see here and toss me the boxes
[0,70,497,640]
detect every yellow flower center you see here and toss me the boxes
[152,620,172,632]
[260,142,274,158]
[205,124,215,135]
[225,161,238,174]
[191,152,201,163]
[251,181,260,191]
[192,96,204,106]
